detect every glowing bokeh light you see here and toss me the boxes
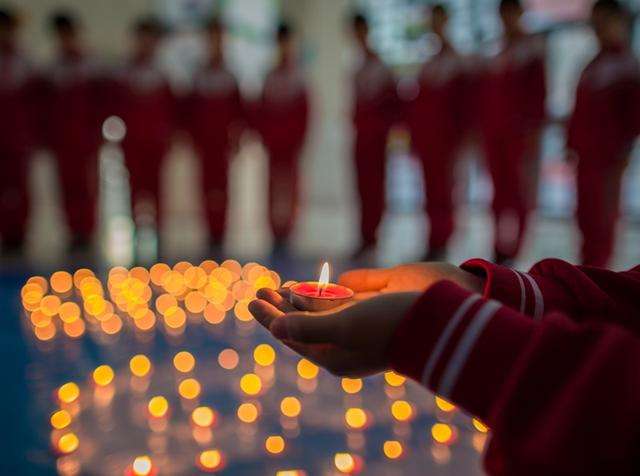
[265,435,285,455]
[384,371,406,387]
[390,400,414,422]
[129,354,152,377]
[435,396,456,413]
[383,440,403,459]
[178,378,201,400]
[341,378,363,394]
[253,344,276,366]
[92,365,115,387]
[147,396,169,418]
[173,351,196,373]
[131,455,153,476]
[192,406,216,427]
[280,396,301,418]
[345,408,368,429]
[297,359,319,380]
[237,402,259,423]
[239,373,262,396]
[57,382,80,404]
[431,423,455,444]
[50,409,72,430]
[218,348,239,370]
[56,432,79,454]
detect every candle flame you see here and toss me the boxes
[317,262,330,297]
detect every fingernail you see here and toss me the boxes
[271,320,289,340]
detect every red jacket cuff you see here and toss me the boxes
[461,259,545,320]
[389,280,536,422]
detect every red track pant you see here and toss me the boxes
[0,149,29,245]
[417,140,456,251]
[354,130,388,246]
[123,140,166,226]
[197,144,229,242]
[53,148,97,239]
[483,132,538,260]
[576,157,626,267]
[266,144,299,241]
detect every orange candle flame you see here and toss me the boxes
[317,262,330,297]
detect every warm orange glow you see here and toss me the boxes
[431,423,455,444]
[383,440,403,459]
[265,435,285,455]
[384,371,405,387]
[40,295,62,317]
[178,378,201,399]
[217,348,239,370]
[334,453,355,473]
[149,263,170,286]
[148,396,169,418]
[203,303,225,324]
[345,408,368,429]
[63,319,85,338]
[58,382,80,404]
[50,409,72,430]
[390,400,414,422]
[297,359,319,379]
[155,293,177,315]
[173,351,196,373]
[435,396,456,413]
[198,449,223,471]
[252,274,277,291]
[93,365,115,386]
[133,309,156,331]
[185,291,207,314]
[275,471,306,476]
[173,260,192,274]
[341,378,363,394]
[129,354,152,377]
[129,267,150,284]
[30,310,51,328]
[162,271,186,295]
[56,432,79,454]
[237,402,259,423]
[73,268,94,289]
[472,418,489,433]
[58,302,81,323]
[280,396,301,418]
[253,344,276,366]
[184,266,208,289]
[26,275,48,293]
[240,373,262,396]
[50,271,73,294]
[203,281,227,304]
[100,314,122,335]
[34,322,56,341]
[164,306,187,329]
[131,455,153,476]
[233,299,253,322]
[210,267,233,288]
[192,406,216,427]
[199,260,218,274]
[83,294,107,316]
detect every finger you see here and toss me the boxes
[269,312,342,344]
[276,287,291,300]
[338,268,392,292]
[248,299,283,330]
[256,288,296,312]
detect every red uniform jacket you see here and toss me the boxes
[353,52,398,136]
[42,51,104,157]
[478,34,547,137]
[406,45,469,151]
[0,49,38,156]
[390,258,640,475]
[567,45,640,163]
[257,63,309,155]
[185,59,243,151]
[112,58,175,150]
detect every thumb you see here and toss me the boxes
[270,312,342,344]
[338,267,392,292]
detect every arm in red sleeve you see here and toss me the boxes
[389,280,640,475]
[461,258,640,334]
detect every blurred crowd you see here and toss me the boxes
[0,0,638,268]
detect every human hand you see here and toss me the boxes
[249,288,420,377]
[339,262,484,297]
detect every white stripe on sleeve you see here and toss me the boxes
[420,294,481,388]
[522,273,544,320]
[511,269,526,314]
[437,300,501,399]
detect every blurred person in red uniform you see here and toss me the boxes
[251,254,640,475]
[113,17,174,252]
[567,0,640,267]
[185,18,244,254]
[407,4,468,261]
[257,22,309,254]
[0,8,37,256]
[478,0,546,265]
[351,13,398,260]
[45,11,104,252]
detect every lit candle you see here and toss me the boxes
[289,263,353,312]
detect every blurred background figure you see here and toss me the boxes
[405,4,468,261]
[0,7,35,257]
[477,0,547,265]
[43,10,103,254]
[568,0,640,267]
[256,21,309,255]
[184,17,244,257]
[113,16,175,259]
[350,12,398,261]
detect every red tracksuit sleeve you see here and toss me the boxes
[524,48,547,129]
[389,280,640,475]
[461,258,640,333]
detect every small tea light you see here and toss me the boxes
[290,263,353,312]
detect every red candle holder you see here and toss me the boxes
[289,282,354,312]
